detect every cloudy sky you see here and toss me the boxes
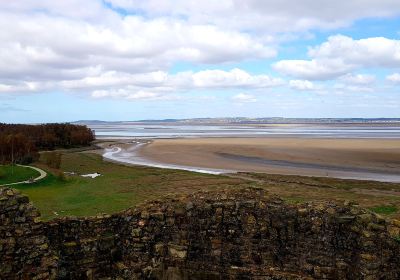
[1,0,400,123]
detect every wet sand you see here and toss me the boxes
[135,137,400,182]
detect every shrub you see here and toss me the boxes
[55,171,67,182]
[0,169,5,179]
[44,152,62,169]
[17,154,35,165]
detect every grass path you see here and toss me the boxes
[0,165,46,186]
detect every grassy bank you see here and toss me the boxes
[14,152,251,220]
[9,150,400,221]
[239,172,400,219]
[0,165,40,185]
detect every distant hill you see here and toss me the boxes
[73,120,115,125]
[74,117,400,125]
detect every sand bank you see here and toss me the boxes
[102,144,232,175]
[134,137,400,182]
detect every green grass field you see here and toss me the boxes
[0,165,40,185]
[13,152,251,220]
[240,172,400,219]
[7,150,400,221]
[369,205,398,215]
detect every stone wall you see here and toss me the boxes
[1,187,400,279]
[0,188,57,279]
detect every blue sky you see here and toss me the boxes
[0,1,400,123]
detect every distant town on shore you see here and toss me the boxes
[75,117,400,125]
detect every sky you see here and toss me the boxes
[1,1,400,123]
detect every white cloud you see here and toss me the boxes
[187,68,283,89]
[0,6,276,99]
[333,84,374,93]
[289,80,318,91]
[60,71,169,90]
[339,74,376,85]
[308,35,400,67]
[274,58,353,80]
[386,73,400,84]
[91,89,179,100]
[332,73,376,93]
[0,68,282,99]
[63,68,282,94]
[1,0,110,21]
[0,13,275,78]
[105,0,400,32]
[232,93,257,103]
[2,1,400,100]
[274,35,400,80]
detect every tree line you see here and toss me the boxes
[0,123,95,164]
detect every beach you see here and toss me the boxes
[125,137,400,182]
[92,122,400,182]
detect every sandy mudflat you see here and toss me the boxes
[136,137,400,181]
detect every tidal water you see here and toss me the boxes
[89,123,400,139]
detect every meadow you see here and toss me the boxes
[13,152,251,220]
[8,150,400,221]
[0,165,40,185]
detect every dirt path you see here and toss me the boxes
[0,165,47,186]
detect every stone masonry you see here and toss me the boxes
[1,187,400,279]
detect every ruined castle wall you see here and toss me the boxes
[1,187,400,280]
[0,188,56,279]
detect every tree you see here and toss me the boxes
[0,123,94,164]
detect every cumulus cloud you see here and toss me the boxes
[187,69,283,89]
[308,35,400,67]
[105,0,400,32]
[1,0,110,21]
[2,1,400,100]
[275,59,353,80]
[91,89,179,100]
[0,13,274,78]
[274,35,400,80]
[289,80,318,91]
[63,68,281,91]
[334,84,374,93]
[386,73,400,84]
[231,93,257,103]
[18,68,280,100]
[0,3,277,99]
[338,74,376,85]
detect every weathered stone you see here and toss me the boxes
[131,228,141,237]
[247,214,257,224]
[154,243,164,255]
[359,213,374,224]
[150,212,164,220]
[140,211,150,219]
[368,223,386,231]
[186,201,193,211]
[360,253,377,261]
[6,189,15,196]
[166,216,174,226]
[337,215,356,223]
[1,186,400,280]
[392,219,400,227]
[168,243,187,259]
[63,241,77,247]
